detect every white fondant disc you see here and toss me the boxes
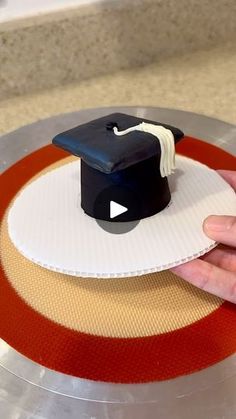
[8,156,236,278]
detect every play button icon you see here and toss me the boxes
[110,201,128,219]
[94,186,140,234]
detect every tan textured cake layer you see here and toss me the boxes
[0,158,222,338]
[1,0,236,100]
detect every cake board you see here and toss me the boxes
[0,107,236,419]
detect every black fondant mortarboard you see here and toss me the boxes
[52,113,184,222]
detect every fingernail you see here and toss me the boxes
[204,215,228,232]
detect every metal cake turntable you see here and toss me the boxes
[0,107,235,419]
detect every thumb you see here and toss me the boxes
[203,215,236,247]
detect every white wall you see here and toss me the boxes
[0,0,102,23]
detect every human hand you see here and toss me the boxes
[171,170,236,303]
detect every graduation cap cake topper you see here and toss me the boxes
[52,113,184,222]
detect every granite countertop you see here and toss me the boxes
[0,41,236,136]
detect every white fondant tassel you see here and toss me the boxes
[113,122,175,177]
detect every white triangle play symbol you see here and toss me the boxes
[110,201,128,219]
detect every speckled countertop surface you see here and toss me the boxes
[1,0,236,101]
[0,41,236,136]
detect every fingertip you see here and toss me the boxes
[170,259,200,277]
[203,215,217,233]
[170,265,181,274]
[217,170,236,190]
[170,259,212,290]
[203,216,210,232]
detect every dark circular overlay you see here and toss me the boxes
[0,136,236,383]
[95,185,140,234]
